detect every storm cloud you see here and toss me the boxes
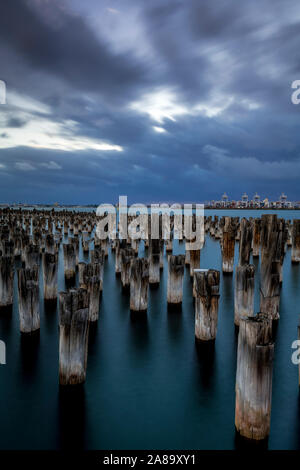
[0,0,300,204]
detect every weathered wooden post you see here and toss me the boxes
[63,244,76,284]
[101,239,109,258]
[291,219,300,263]
[69,220,74,233]
[204,216,211,233]
[64,221,69,236]
[221,217,236,273]
[159,239,164,269]
[260,215,281,320]
[130,238,139,255]
[260,262,280,321]
[194,270,220,341]
[215,219,222,239]
[278,218,287,284]
[94,232,101,249]
[71,236,80,266]
[149,239,160,286]
[235,313,274,441]
[239,218,252,266]
[24,244,40,270]
[185,213,203,276]
[59,288,90,385]
[90,248,105,292]
[47,217,53,234]
[18,267,40,333]
[165,237,173,253]
[189,246,201,277]
[42,252,58,301]
[78,263,101,322]
[1,239,14,257]
[87,221,93,234]
[210,216,219,238]
[33,229,42,250]
[130,258,149,312]
[110,238,117,252]
[121,247,135,292]
[167,255,185,306]
[45,234,56,255]
[252,218,261,258]
[234,265,255,326]
[234,218,255,326]
[192,269,201,298]
[21,234,30,263]
[185,245,190,266]
[13,232,22,258]
[0,230,10,253]
[286,221,292,247]
[82,232,90,254]
[0,255,14,311]
[115,239,127,276]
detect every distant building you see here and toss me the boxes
[207,192,297,209]
[241,193,248,208]
[252,193,261,207]
[221,193,229,207]
[280,193,287,204]
[278,193,292,208]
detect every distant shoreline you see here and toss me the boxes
[1,205,299,211]
[204,207,300,210]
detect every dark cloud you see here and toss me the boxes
[0,0,149,104]
[6,117,26,128]
[0,0,300,203]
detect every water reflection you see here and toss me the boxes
[222,273,234,301]
[19,332,40,383]
[167,303,182,314]
[194,340,216,390]
[291,394,300,449]
[88,321,99,352]
[235,430,269,450]
[129,312,149,352]
[291,263,300,292]
[57,385,87,450]
[44,299,57,315]
[167,306,183,343]
[1,209,300,449]
[44,299,58,334]
[0,306,13,337]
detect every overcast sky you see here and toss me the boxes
[0,0,300,204]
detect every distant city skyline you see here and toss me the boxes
[207,192,298,209]
[1,191,300,209]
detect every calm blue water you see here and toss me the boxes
[0,209,300,450]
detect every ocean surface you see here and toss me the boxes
[0,209,300,450]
